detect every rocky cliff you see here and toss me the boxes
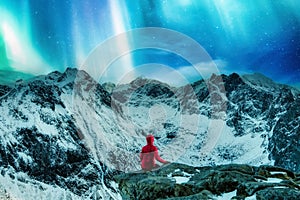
[115,163,300,200]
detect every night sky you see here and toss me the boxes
[0,0,299,87]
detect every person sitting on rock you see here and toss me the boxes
[140,134,169,171]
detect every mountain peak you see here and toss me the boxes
[241,72,300,96]
[27,67,94,89]
[128,76,170,87]
[241,73,280,90]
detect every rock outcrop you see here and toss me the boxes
[114,163,300,200]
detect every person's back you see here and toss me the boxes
[140,135,168,171]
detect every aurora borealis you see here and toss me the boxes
[0,0,299,87]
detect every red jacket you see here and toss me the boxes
[140,135,167,170]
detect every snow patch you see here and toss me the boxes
[172,176,190,184]
[216,190,236,200]
[265,178,283,183]
[245,193,257,200]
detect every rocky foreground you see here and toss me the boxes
[114,163,300,200]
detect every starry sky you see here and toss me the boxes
[0,0,299,87]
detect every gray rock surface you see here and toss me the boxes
[115,163,300,200]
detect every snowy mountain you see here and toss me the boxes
[0,68,299,199]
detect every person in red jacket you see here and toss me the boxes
[140,134,169,171]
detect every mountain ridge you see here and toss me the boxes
[0,68,299,199]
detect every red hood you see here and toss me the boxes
[146,135,154,145]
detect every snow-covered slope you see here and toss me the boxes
[0,68,299,198]
[0,68,121,199]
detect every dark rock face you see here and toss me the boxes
[135,83,175,99]
[191,73,300,172]
[269,98,300,172]
[28,80,64,111]
[256,188,300,200]
[0,85,11,97]
[163,123,178,139]
[112,78,176,106]
[0,119,104,196]
[115,163,300,200]
[118,175,176,200]
[222,73,246,93]
[0,68,113,196]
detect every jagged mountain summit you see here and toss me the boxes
[0,68,299,199]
